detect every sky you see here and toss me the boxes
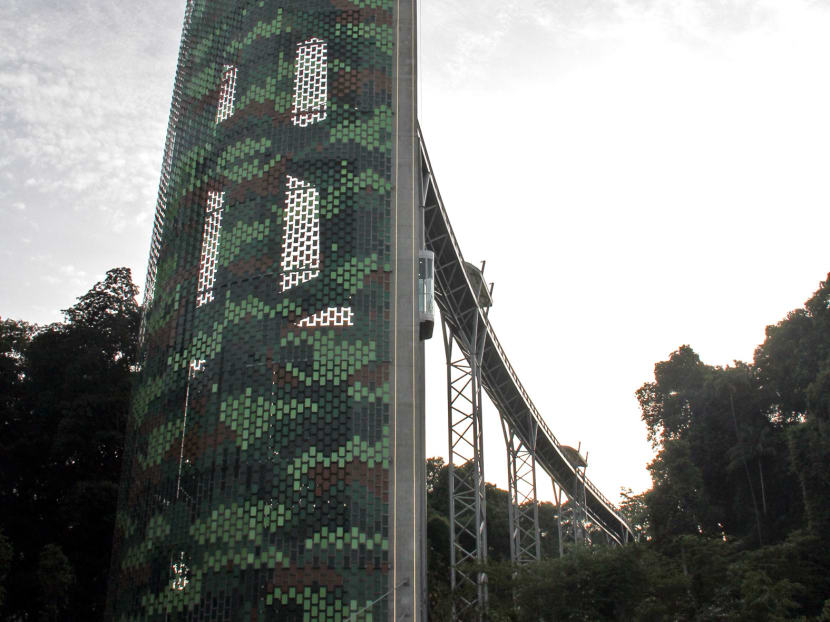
[2,0,830,505]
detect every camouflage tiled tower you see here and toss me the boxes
[107,1,424,619]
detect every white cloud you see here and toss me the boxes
[0,1,181,234]
[41,264,92,290]
[58,264,87,278]
[0,0,184,326]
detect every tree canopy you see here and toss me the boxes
[0,268,139,620]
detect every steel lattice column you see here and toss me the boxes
[442,317,488,622]
[552,481,565,558]
[572,463,590,546]
[500,420,541,565]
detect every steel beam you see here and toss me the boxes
[552,481,564,558]
[572,460,590,546]
[442,316,488,621]
[500,419,541,565]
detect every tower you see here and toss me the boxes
[107,1,424,619]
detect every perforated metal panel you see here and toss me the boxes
[215,65,238,123]
[196,191,224,307]
[291,38,328,127]
[280,175,320,292]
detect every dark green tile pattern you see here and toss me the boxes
[109,1,395,619]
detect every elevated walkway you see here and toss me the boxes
[418,126,634,544]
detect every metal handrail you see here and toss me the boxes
[417,124,632,539]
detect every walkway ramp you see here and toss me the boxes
[418,126,634,544]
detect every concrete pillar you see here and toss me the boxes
[391,0,425,619]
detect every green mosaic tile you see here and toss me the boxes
[109,1,395,619]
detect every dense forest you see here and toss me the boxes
[1,268,828,620]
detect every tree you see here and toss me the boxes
[636,345,801,545]
[754,274,830,536]
[619,487,650,542]
[62,266,139,345]
[37,544,75,622]
[0,268,139,621]
[637,345,706,449]
[0,527,11,608]
[754,275,830,423]
[509,545,648,621]
[536,501,562,558]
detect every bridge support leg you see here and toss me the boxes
[442,316,488,621]
[500,419,541,565]
[573,464,590,545]
[553,481,564,558]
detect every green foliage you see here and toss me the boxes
[0,527,11,608]
[618,272,830,619]
[637,345,706,448]
[473,532,830,621]
[788,419,830,534]
[37,543,75,622]
[755,275,830,536]
[619,487,650,541]
[486,483,511,561]
[537,501,564,557]
[636,345,804,545]
[0,268,138,621]
[754,276,830,423]
[425,457,452,618]
[511,546,647,621]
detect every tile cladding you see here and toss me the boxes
[108,1,396,619]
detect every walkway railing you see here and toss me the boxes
[417,124,633,545]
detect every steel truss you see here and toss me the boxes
[500,420,541,565]
[572,460,590,545]
[442,316,488,622]
[417,126,634,548]
[552,480,565,558]
[419,121,633,617]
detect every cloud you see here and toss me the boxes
[0,0,185,324]
[58,264,87,278]
[43,263,91,287]
[421,0,830,94]
[0,1,183,232]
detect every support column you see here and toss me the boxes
[553,481,564,558]
[391,0,424,619]
[500,419,541,565]
[442,316,488,621]
[572,460,590,546]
